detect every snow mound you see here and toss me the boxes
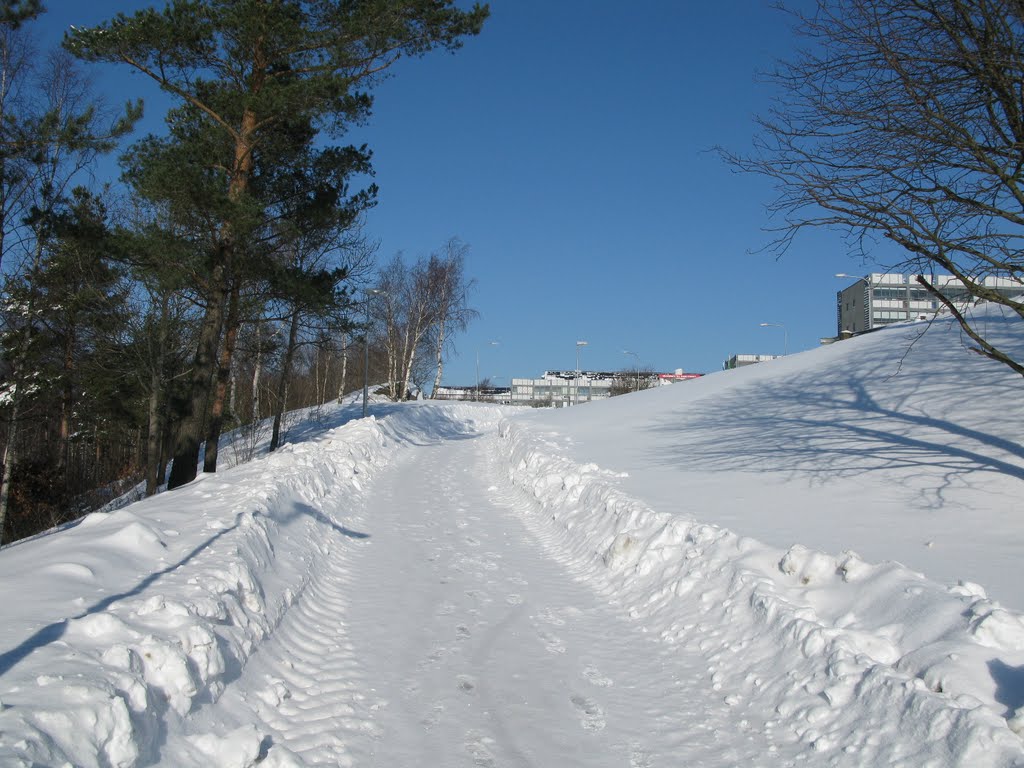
[496,414,1024,765]
[0,414,394,767]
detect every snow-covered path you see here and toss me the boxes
[6,311,1024,767]
[344,431,797,767]
[162,420,798,766]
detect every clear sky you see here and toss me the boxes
[35,1,905,384]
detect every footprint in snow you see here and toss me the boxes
[582,665,613,688]
[537,606,566,626]
[630,743,653,767]
[421,702,444,730]
[417,646,447,670]
[537,629,566,654]
[570,693,606,731]
[464,731,496,767]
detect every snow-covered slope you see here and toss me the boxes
[0,304,1021,766]
[513,304,1024,609]
[492,304,1024,764]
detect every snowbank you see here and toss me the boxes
[495,414,1024,765]
[0,410,396,767]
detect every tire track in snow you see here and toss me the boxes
[159,512,377,766]
[338,424,808,767]
[160,412,809,766]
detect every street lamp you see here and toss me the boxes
[623,349,640,392]
[575,340,588,405]
[476,340,499,401]
[362,288,386,418]
[759,322,788,356]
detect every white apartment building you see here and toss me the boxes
[510,371,612,407]
[508,369,703,407]
[432,385,510,403]
[836,273,1024,335]
[723,354,782,370]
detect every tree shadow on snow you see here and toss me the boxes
[989,659,1024,717]
[281,500,370,539]
[646,324,1024,508]
[0,499,371,678]
[0,522,241,677]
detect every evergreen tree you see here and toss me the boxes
[67,0,488,488]
[0,188,134,541]
[0,35,138,542]
[0,1,41,28]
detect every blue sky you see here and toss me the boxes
[37,1,903,384]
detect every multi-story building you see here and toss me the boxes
[432,385,510,403]
[510,371,613,407]
[508,369,704,406]
[836,273,1024,335]
[723,354,781,370]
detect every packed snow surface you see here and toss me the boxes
[1,304,1023,766]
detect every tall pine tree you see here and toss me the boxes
[67,0,488,488]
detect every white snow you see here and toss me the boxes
[1,305,1023,766]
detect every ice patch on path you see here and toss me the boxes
[497,415,1024,765]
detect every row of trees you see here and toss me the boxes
[0,0,488,545]
[372,237,477,400]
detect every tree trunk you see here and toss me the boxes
[57,327,75,490]
[229,366,237,421]
[337,333,348,403]
[252,324,263,423]
[0,393,20,545]
[144,295,169,496]
[167,264,228,489]
[401,344,417,402]
[144,374,162,496]
[431,318,448,398]
[0,232,42,542]
[168,108,254,489]
[203,280,241,473]
[157,396,175,488]
[270,311,300,452]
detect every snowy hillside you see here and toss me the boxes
[0,305,1023,766]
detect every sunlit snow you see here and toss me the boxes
[1,304,1023,766]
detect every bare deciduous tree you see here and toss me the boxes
[721,0,1024,375]
[373,239,478,400]
[428,237,478,397]
[608,366,657,397]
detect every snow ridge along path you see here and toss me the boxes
[163,405,801,766]
[1,398,1023,766]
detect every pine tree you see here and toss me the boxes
[68,0,488,488]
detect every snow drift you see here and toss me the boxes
[0,305,1022,766]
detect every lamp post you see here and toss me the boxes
[362,288,386,418]
[575,340,588,405]
[623,349,640,392]
[476,340,499,401]
[759,322,788,356]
